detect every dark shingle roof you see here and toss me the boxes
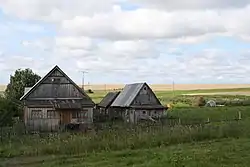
[98,91,120,108]
[111,83,145,107]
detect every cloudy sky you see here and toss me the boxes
[0,0,250,85]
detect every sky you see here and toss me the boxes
[0,0,250,85]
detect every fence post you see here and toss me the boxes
[178,118,181,125]
[208,117,210,123]
[238,111,242,120]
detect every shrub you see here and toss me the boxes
[87,89,94,93]
[193,96,206,107]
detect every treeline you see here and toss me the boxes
[0,68,41,126]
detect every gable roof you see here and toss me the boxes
[20,65,94,105]
[98,91,120,108]
[111,82,145,107]
[111,82,164,108]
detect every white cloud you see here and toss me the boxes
[55,36,93,50]
[1,1,250,84]
[161,49,250,82]
[22,38,53,51]
[1,0,250,41]
[128,0,250,10]
[60,6,250,41]
[62,9,226,40]
[0,0,119,22]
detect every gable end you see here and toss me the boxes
[20,65,94,105]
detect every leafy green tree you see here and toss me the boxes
[5,68,41,101]
[0,95,18,126]
[2,68,41,121]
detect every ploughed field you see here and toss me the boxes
[2,88,250,166]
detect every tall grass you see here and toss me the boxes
[168,106,250,121]
[0,119,249,158]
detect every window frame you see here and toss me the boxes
[47,110,56,119]
[31,109,42,119]
[72,110,88,122]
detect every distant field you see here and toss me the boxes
[83,84,250,91]
[1,84,250,91]
[0,85,6,92]
[88,87,250,104]
[183,92,250,96]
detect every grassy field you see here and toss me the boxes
[1,105,250,166]
[2,88,250,166]
[2,138,250,167]
[89,87,250,107]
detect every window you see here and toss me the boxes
[72,110,88,122]
[31,110,42,119]
[47,110,56,119]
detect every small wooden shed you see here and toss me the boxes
[20,65,95,132]
[95,91,120,121]
[110,82,167,123]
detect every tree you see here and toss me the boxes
[0,95,18,126]
[2,68,41,120]
[5,68,41,101]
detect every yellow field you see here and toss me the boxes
[82,84,250,91]
[1,84,250,92]
[0,85,6,92]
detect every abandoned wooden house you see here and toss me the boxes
[20,65,95,132]
[95,91,120,121]
[108,82,168,123]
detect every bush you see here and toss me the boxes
[87,89,94,93]
[193,96,206,107]
[0,96,19,126]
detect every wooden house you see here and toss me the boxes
[20,65,95,132]
[95,91,120,121]
[109,82,167,123]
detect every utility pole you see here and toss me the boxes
[80,71,88,91]
[172,80,175,97]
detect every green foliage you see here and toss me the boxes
[4,68,41,101]
[2,138,250,167]
[2,89,250,166]
[0,96,18,126]
[1,106,250,166]
[0,68,40,125]
[0,120,249,159]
